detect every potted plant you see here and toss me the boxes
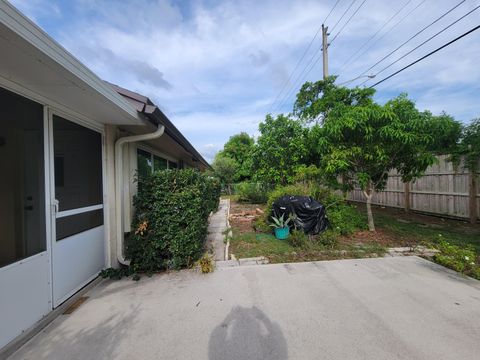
[270,214,291,240]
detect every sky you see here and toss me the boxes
[10,0,480,162]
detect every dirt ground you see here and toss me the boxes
[228,199,480,249]
[228,200,413,243]
[229,201,265,234]
[337,229,400,247]
[367,204,478,233]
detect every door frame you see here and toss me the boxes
[0,91,52,349]
[0,81,110,348]
[43,106,54,309]
[46,108,108,307]
[0,77,109,306]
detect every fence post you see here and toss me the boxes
[404,181,410,213]
[469,168,478,224]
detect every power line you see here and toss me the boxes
[267,0,342,114]
[273,44,327,113]
[274,0,367,112]
[361,4,480,85]
[339,0,426,76]
[337,0,413,73]
[330,0,368,45]
[369,24,480,88]
[273,43,324,113]
[324,0,343,24]
[267,30,322,114]
[330,0,358,34]
[353,0,467,82]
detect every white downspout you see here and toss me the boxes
[115,124,165,265]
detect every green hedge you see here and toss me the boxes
[126,169,220,272]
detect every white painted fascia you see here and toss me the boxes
[0,1,141,124]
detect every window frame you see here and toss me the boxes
[50,113,105,241]
[136,144,179,172]
[0,87,47,268]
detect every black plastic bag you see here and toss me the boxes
[272,195,329,235]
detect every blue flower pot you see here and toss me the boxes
[274,226,290,240]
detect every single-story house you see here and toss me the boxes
[0,2,209,351]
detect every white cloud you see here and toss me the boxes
[10,0,61,21]
[9,0,480,159]
[200,143,222,163]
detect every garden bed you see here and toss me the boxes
[227,199,480,268]
[228,200,385,263]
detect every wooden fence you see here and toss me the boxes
[347,155,480,223]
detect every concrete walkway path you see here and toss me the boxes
[8,256,480,360]
[206,198,229,261]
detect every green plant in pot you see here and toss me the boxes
[270,214,292,240]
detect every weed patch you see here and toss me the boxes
[198,254,215,274]
[433,237,480,280]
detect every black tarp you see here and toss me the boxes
[272,195,329,235]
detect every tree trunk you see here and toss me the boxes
[366,195,375,232]
[363,185,375,232]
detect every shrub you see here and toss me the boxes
[127,169,221,272]
[288,229,309,248]
[265,183,367,235]
[234,182,271,203]
[99,266,133,280]
[433,239,480,280]
[327,203,367,235]
[253,217,271,233]
[317,230,338,247]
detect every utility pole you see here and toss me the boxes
[322,24,329,80]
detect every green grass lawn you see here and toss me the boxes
[229,230,387,264]
[373,208,480,252]
[229,232,291,259]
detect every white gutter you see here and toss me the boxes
[115,124,165,265]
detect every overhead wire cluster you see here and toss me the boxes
[270,0,370,114]
[342,0,479,87]
[268,0,480,114]
[267,0,341,115]
[337,0,419,74]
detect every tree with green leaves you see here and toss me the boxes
[251,114,307,185]
[293,164,323,185]
[217,132,255,181]
[451,118,480,171]
[425,111,462,154]
[293,75,375,124]
[314,93,436,231]
[212,154,237,193]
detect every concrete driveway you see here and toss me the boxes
[8,257,480,360]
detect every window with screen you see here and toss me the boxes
[0,87,46,267]
[53,115,104,240]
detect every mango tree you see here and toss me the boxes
[217,132,255,181]
[316,95,436,231]
[293,76,375,124]
[212,154,237,194]
[251,114,307,185]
